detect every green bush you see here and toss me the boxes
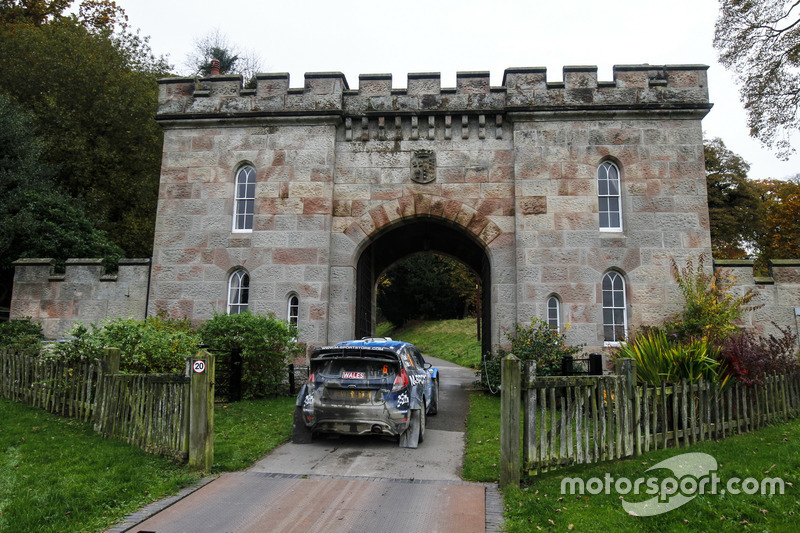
[666,255,760,343]
[46,322,106,362]
[197,312,303,399]
[613,327,721,386]
[47,315,200,373]
[0,317,44,355]
[478,318,584,394]
[96,315,199,373]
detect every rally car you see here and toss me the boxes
[291,338,439,448]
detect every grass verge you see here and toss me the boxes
[377,318,482,368]
[0,398,200,533]
[0,394,296,532]
[213,396,295,472]
[461,392,800,532]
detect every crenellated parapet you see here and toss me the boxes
[156,64,710,121]
[714,259,800,337]
[9,258,151,340]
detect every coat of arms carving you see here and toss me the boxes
[410,150,436,184]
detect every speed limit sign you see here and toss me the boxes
[193,359,206,374]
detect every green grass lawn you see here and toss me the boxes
[0,398,200,533]
[0,395,296,533]
[377,318,482,368]
[462,391,800,532]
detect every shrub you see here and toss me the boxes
[197,312,303,398]
[613,328,721,386]
[478,318,584,394]
[0,317,44,355]
[47,315,200,372]
[95,315,200,373]
[666,255,761,343]
[717,325,799,386]
[47,322,106,362]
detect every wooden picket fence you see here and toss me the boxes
[500,356,800,488]
[0,349,192,461]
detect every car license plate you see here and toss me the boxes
[341,371,365,379]
[328,389,372,402]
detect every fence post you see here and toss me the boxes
[500,354,521,489]
[523,361,537,473]
[614,358,636,456]
[188,350,215,471]
[93,348,120,431]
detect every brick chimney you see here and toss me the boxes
[210,59,220,76]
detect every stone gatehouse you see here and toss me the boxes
[11,64,800,353]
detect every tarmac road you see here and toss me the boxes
[113,356,502,533]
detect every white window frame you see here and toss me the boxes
[227,269,249,314]
[233,165,256,232]
[598,161,622,232]
[287,294,299,329]
[546,296,561,332]
[602,271,628,346]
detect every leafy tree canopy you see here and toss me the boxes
[704,137,765,259]
[377,253,477,327]
[0,0,171,257]
[0,93,123,305]
[714,0,800,158]
[0,0,71,25]
[753,176,800,261]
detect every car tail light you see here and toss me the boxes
[308,371,315,383]
[391,367,408,392]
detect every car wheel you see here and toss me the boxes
[291,405,313,444]
[428,378,439,416]
[399,405,424,448]
[419,400,426,443]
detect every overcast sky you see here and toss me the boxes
[114,0,800,180]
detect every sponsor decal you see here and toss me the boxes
[341,371,365,379]
[397,392,409,407]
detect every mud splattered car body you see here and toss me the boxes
[292,338,439,448]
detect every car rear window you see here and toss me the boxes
[315,358,398,380]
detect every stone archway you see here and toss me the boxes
[344,194,502,357]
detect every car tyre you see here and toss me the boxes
[399,403,425,448]
[419,400,426,443]
[291,405,313,444]
[428,378,439,416]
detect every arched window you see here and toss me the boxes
[546,296,561,332]
[602,271,627,344]
[227,269,249,314]
[598,161,622,231]
[233,165,256,232]
[287,294,299,329]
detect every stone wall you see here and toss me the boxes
[717,260,800,339]
[10,259,150,339]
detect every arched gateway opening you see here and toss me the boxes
[355,219,492,356]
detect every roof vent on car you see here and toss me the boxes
[360,337,392,342]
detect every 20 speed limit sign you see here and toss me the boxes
[193,360,206,374]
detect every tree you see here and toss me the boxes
[753,177,800,260]
[704,137,765,258]
[377,253,477,327]
[0,0,71,25]
[714,0,800,158]
[0,1,171,258]
[0,93,123,307]
[185,28,262,82]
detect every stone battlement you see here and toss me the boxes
[157,64,710,118]
[10,258,151,339]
